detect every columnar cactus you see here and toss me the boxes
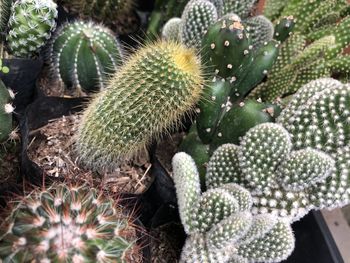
[6,0,57,58]
[0,184,141,262]
[59,0,134,25]
[204,78,350,221]
[49,21,123,94]
[76,41,204,171]
[172,152,295,263]
[0,79,14,142]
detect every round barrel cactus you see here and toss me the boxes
[0,184,142,262]
[49,21,123,94]
[7,0,58,58]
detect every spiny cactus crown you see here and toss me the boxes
[7,0,57,58]
[0,79,14,142]
[76,41,204,171]
[172,152,295,263]
[0,184,141,262]
[49,20,123,94]
[205,78,350,221]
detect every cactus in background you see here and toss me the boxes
[274,16,296,42]
[6,0,57,58]
[264,0,288,21]
[162,17,182,41]
[172,152,295,262]
[204,78,350,220]
[76,41,204,171]
[245,15,274,49]
[0,0,12,38]
[0,184,141,262]
[223,0,258,19]
[180,0,218,49]
[49,21,123,94]
[59,0,133,25]
[0,79,13,142]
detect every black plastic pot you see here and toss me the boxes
[0,58,43,112]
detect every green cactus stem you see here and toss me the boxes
[49,21,123,94]
[7,0,58,58]
[0,184,141,262]
[76,41,204,171]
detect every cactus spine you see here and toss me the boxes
[7,0,57,58]
[0,79,14,142]
[172,152,295,263]
[76,41,204,170]
[0,184,141,262]
[49,21,123,94]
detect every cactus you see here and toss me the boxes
[204,78,350,220]
[180,0,218,49]
[264,0,288,21]
[172,152,295,263]
[6,0,57,58]
[223,0,258,19]
[244,15,274,49]
[0,0,12,37]
[274,16,296,43]
[162,17,182,41]
[49,21,123,94]
[0,79,14,142]
[76,41,204,171]
[0,184,141,262]
[59,0,133,25]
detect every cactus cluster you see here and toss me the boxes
[6,0,58,58]
[0,79,14,142]
[0,184,141,262]
[48,21,123,94]
[251,0,350,102]
[172,152,295,263]
[76,41,204,171]
[203,78,350,221]
[59,0,134,26]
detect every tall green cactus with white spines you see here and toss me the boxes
[0,184,141,262]
[0,79,14,142]
[49,21,123,94]
[180,0,218,49]
[6,0,57,58]
[76,41,204,171]
[205,78,350,220]
[172,152,295,263]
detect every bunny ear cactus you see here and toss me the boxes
[49,21,123,94]
[0,184,141,262]
[0,79,14,142]
[76,41,204,171]
[172,152,295,263]
[274,16,296,43]
[244,15,274,49]
[6,0,57,58]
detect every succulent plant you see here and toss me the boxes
[59,0,134,25]
[204,78,350,221]
[162,17,182,41]
[0,184,142,262]
[49,21,123,94]
[0,79,14,142]
[76,41,204,171]
[223,0,258,19]
[0,0,12,37]
[6,0,57,58]
[244,15,274,49]
[172,152,295,263]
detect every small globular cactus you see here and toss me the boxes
[172,152,295,263]
[6,0,58,58]
[76,41,204,171]
[0,79,14,142]
[162,17,182,41]
[49,21,123,94]
[0,184,142,262]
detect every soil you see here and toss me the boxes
[0,140,20,184]
[27,115,152,194]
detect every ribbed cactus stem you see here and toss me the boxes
[49,21,123,94]
[7,0,58,58]
[76,41,204,171]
